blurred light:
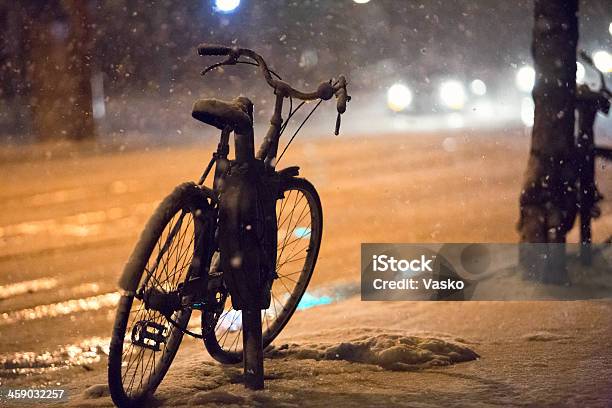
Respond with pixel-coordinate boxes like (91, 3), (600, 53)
(293, 226), (311, 239)
(297, 292), (333, 310)
(92, 100), (105, 120)
(609, 22), (612, 36)
(521, 97), (534, 127)
(387, 83), (412, 112)
(576, 61), (585, 84)
(353, 0), (371, 3)
(217, 309), (242, 331)
(442, 137), (458, 152)
(593, 50), (612, 73)
(439, 80), (466, 110)
(299, 49), (318, 69)
(516, 66), (535, 93)
(50, 21), (69, 42)
(215, 0), (240, 13)
(469, 79), (487, 96)
(90, 72), (106, 120)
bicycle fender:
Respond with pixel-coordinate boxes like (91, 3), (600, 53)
(276, 166), (300, 180)
(218, 163), (275, 310)
(118, 183), (216, 294)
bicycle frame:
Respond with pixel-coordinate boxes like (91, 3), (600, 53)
(575, 85), (611, 265)
(111, 44), (348, 397)
(257, 93), (285, 166)
(196, 95), (288, 391)
(193, 43), (349, 390)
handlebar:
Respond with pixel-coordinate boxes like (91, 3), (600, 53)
(198, 44), (233, 56)
(579, 49), (611, 99)
(335, 76), (348, 114)
(197, 43), (350, 110)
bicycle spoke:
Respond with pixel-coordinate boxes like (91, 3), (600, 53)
(208, 184), (320, 361)
(277, 269), (302, 278)
(277, 196), (308, 268)
(229, 325), (242, 352)
(277, 254), (308, 270)
(278, 205), (310, 251)
(119, 205), (198, 398)
(276, 275), (293, 295)
(278, 222), (312, 249)
(276, 199), (309, 268)
(276, 190), (293, 227)
(145, 212), (183, 291)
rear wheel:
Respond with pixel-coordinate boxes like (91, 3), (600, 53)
(203, 177), (322, 363)
(108, 183), (214, 407)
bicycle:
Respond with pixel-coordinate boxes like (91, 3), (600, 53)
(575, 50), (611, 265)
(107, 43), (350, 407)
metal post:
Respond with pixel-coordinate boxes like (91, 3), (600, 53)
(242, 308), (264, 390)
(576, 94), (598, 266)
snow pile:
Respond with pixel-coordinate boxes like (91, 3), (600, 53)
(266, 331), (479, 371)
(83, 384), (110, 399)
(522, 331), (572, 342)
(69, 330), (479, 407)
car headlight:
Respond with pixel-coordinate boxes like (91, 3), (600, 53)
(469, 79), (487, 96)
(387, 83), (413, 112)
(439, 80), (466, 110)
(593, 50), (612, 73)
(516, 66), (535, 93)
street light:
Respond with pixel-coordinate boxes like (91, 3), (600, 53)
(214, 0), (240, 13)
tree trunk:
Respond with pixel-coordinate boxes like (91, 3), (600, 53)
(518, 0), (578, 283)
(26, 0), (94, 141)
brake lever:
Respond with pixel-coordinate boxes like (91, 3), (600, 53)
(201, 54), (239, 76)
(334, 113), (342, 136)
(334, 96), (351, 136)
(334, 88), (350, 136)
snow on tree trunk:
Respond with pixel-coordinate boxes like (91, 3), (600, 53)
(518, 0), (578, 283)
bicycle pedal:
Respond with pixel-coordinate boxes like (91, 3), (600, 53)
(131, 320), (167, 351)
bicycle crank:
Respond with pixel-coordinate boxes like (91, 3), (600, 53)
(141, 287), (182, 317)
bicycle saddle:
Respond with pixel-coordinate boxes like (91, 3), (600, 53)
(192, 96), (253, 133)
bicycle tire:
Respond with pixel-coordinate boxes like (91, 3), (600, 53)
(108, 182), (213, 407)
(203, 177), (322, 364)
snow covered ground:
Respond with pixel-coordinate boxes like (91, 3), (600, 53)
(1, 130), (611, 406)
(64, 299), (612, 407)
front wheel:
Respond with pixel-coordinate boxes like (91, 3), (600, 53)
(203, 177), (323, 363)
(108, 183), (214, 407)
